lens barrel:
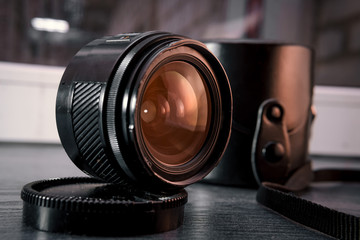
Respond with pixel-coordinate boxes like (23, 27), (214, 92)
(56, 32), (232, 189)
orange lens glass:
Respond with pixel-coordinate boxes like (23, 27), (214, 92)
(139, 61), (211, 165)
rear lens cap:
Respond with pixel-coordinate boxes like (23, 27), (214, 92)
(21, 177), (187, 236)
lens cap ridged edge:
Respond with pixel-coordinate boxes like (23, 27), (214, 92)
(21, 177), (187, 236)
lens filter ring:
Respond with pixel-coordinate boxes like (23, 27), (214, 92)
(128, 40), (231, 187)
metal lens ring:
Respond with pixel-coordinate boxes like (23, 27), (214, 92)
(133, 43), (226, 185)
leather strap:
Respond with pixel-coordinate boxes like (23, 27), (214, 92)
(256, 168), (360, 240)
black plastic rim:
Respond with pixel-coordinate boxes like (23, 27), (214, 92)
(21, 177), (187, 236)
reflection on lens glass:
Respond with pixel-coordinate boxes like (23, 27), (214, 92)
(139, 61), (211, 166)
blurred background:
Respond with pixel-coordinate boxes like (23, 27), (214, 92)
(0, 0), (359, 157)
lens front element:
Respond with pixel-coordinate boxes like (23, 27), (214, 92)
(139, 61), (211, 166)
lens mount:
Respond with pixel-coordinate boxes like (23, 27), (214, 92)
(56, 32), (232, 189)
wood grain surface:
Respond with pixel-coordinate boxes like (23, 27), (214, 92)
(2, 143), (358, 239)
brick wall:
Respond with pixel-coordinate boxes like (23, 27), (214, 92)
(315, 0), (360, 87)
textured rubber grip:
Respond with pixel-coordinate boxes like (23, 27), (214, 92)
(72, 82), (122, 182)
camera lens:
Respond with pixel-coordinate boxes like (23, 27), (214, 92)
(56, 32), (232, 189)
(138, 61), (211, 166)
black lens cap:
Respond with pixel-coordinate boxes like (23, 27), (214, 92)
(21, 177), (187, 236)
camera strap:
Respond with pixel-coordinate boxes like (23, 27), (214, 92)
(256, 162), (360, 240)
(252, 99), (360, 239)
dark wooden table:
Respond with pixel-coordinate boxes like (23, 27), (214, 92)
(1, 143), (359, 239)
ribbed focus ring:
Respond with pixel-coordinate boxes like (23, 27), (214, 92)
(72, 82), (122, 183)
